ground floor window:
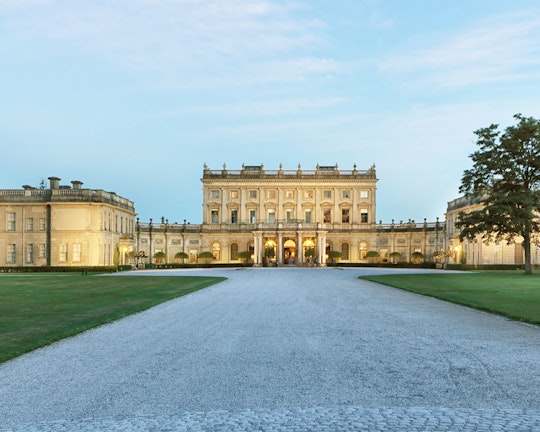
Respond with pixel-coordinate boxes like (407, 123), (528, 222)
(26, 244), (34, 263)
(230, 243), (238, 260)
(7, 244), (16, 263)
(212, 242), (221, 260)
(59, 244), (68, 262)
(341, 242), (350, 260)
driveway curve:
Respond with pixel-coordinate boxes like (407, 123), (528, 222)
(1, 267), (540, 431)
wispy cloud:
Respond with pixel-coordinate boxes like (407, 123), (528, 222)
(379, 11), (540, 88)
(1, 0), (333, 85)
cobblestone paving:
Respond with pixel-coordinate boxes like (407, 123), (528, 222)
(2, 407), (540, 432)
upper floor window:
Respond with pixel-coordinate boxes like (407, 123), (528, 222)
(286, 210), (293, 222)
(39, 218), (47, 231)
(249, 209), (256, 224)
(342, 190), (350, 199)
(342, 208), (350, 223)
(285, 190), (294, 199)
(360, 190), (369, 199)
(210, 190), (220, 199)
(361, 209), (368, 223)
(248, 190), (257, 199)
(230, 190), (239, 199)
(305, 210), (312, 223)
(323, 208), (331, 223)
(304, 190), (314, 199)
(26, 218), (34, 231)
(266, 189), (277, 199)
(7, 212), (16, 231)
(268, 209), (276, 224)
(211, 210), (219, 224)
(323, 190), (332, 199)
(231, 209), (238, 224)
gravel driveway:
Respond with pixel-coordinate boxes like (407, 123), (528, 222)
(1, 267), (540, 431)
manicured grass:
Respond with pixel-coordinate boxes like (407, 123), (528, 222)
(361, 271), (540, 325)
(0, 273), (225, 364)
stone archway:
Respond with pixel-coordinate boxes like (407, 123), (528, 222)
(283, 239), (296, 265)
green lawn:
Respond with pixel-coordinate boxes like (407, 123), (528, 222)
(361, 271), (540, 325)
(0, 273), (225, 364)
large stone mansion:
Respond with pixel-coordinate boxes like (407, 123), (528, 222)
(0, 163), (536, 267)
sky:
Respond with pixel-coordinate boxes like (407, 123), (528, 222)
(2, 0), (540, 224)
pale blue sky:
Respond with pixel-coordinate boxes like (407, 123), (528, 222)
(2, 0), (540, 224)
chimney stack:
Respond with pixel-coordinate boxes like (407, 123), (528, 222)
(48, 176), (61, 189)
(71, 180), (83, 190)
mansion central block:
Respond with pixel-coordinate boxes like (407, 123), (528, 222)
(135, 164), (446, 266)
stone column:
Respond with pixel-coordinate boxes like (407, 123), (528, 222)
(317, 230), (327, 265)
(297, 231), (303, 265)
(278, 232), (283, 264)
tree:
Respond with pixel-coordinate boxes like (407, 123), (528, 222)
(174, 251), (189, 263)
(365, 250), (380, 263)
(237, 251), (250, 266)
(411, 251), (423, 264)
(198, 251), (214, 265)
(154, 251), (166, 264)
(389, 251), (401, 264)
(457, 114), (540, 274)
(327, 250), (342, 265)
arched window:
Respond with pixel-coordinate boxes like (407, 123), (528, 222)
(359, 242), (368, 260)
(212, 242), (221, 260)
(341, 243), (350, 260)
(230, 243), (238, 260)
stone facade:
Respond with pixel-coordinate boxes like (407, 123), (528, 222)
(0, 177), (136, 267)
(136, 164), (446, 266)
(1, 165), (451, 268)
(445, 196), (540, 266)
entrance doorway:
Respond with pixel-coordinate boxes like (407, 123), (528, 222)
(283, 239), (296, 265)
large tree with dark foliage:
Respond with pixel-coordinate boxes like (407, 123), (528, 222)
(457, 114), (540, 274)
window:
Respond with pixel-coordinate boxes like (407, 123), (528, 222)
(73, 244), (81, 262)
(341, 243), (350, 260)
(7, 212), (16, 231)
(323, 190), (332, 199)
(359, 242), (368, 260)
(266, 189), (276, 199)
(212, 242), (221, 260)
(59, 244), (68, 262)
(361, 209), (368, 223)
(304, 190), (314, 199)
(360, 190), (369, 199)
(285, 190), (294, 199)
(211, 190), (220, 199)
(249, 190), (257, 199)
(39, 244), (46, 259)
(268, 209), (276, 223)
(211, 210), (219, 223)
(26, 218), (34, 231)
(286, 210), (293, 222)
(305, 210), (312, 223)
(249, 209), (256, 224)
(342, 190), (350, 199)
(230, 243), (239, 260)
(230, 190), (239, 199)
(231, 209), (238, 224)
(39, 218), (46, 231)
(323, 209), (331, 223)
(342, 208), (350, 223)
(27, 244), (34, 263)
(7, 244), (16, 263)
